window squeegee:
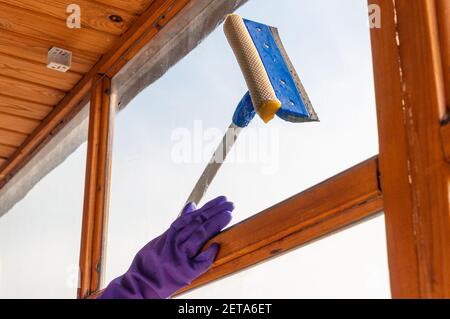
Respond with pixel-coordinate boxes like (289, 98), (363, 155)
(183, 14), (319, 209)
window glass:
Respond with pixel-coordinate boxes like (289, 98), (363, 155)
(105, 0), (386, 297)
(0, 143), (87, 298)
(180, 215), (390, 299)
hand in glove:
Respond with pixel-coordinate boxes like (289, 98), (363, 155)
(99, 196), (234, 299)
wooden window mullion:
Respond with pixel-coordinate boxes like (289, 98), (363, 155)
(78, 75), (114, 299)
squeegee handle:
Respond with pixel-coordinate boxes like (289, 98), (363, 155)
(232, 92), (256, 128)
(183, 123), (242, 208)
(181, 93), (255, 213)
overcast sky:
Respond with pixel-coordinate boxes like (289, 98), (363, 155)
(0, 0), (390, 298)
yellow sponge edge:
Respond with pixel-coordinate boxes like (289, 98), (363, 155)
(224, 14), (281, 123)
(259, 100), (281, 123)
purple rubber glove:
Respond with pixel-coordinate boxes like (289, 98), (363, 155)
(99, 196), (234, 299)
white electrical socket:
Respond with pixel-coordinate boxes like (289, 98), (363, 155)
(47, 47), (72, 72)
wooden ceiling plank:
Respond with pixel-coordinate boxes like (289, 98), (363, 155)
(0, 111), (40, 134)
(0, 94), (53, 120)
(105, 0), (190, 76)
(0, 74), (65, 105)
(2, 0), (138, 36)
(0, 29), (98, 74)
(0, 143), (15, 158)
(0, 52), (82, 91)
(0, 128), (27, 147)
(0, 3), (117, 55)
(100, 0), (187, 74)
(93, 0), (155, 15)
(0, 0), (189, 189)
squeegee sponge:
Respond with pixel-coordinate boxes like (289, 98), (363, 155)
(224, 14), (281, 123)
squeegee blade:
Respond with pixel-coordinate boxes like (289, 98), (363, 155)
(243, 19), (319, 123)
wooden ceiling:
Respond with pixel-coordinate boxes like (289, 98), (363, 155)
(0, 0), (189, 186)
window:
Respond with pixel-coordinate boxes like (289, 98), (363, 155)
(180, 215), (390, 299)
(0, 142), (87, 298)
(105, 0), (387, 297)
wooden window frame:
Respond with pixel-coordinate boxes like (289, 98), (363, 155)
(75, 0), (190, 299)
(78, 75), (114, 299)
(81, 0), (450, 299)
(369, 0), (450, 298)
(177, 157), (383, 295)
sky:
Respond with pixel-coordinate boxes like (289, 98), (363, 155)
(0, 0), (390, 298)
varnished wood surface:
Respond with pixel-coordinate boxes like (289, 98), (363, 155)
(178, 157), (383, 294)
(78, 75), (113, 299)
(370, 0), (450, 298)
(0, 0), (188, 189)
